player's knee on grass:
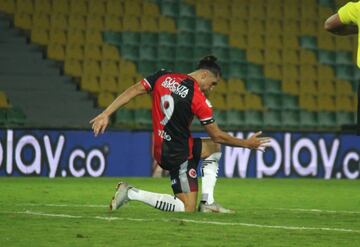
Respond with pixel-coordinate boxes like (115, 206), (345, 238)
(176, 192), (197, 212)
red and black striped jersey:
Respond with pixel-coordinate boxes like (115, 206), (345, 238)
(141, 70), (214, 168)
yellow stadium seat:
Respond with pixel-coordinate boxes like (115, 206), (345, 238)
(137, 95), (152, 110)
(265, 4), (282, 20)
(299, 50), (317, 65)
(247, 48), (264, 64)
(317, 79), (336, 96)
(50, 14), (67, 29)
(67, 28), (85, 45)
(248, 19), (265, 34)
(69, 0), (88, 15)
(282, 49), (299, 65)
(87, 15), (104, 30)
(104, 16), (123, 31)
(106, 0), (124, 17)
(98, 92), (115, 108)
(0, 91), (10, 108)
(318, 35), (335, 50)
(317, 65), (335, 81)
(64, 59), (82, 76)
(282, 64), (299, 80)
(335, 80), (353, 96)
(16, 0), (34, 14)
(249, 5), (266, 17)
(319, 7), (333, 20)
(334, 36), (354, 51)
(195, 2), (211, 18)
(0, 0), (15, 14)
(34, 0), (51, 13)
(213, 18), (230, 34)
(244, 94), (263, 111)
(32, 13), (50, 29)
(14, 13), (32, 30)
(300, 20), (317, 35)
(300, 79), (317, 94)
(140, 16), (158, 32)
(248, 34), (264, 49)
(283, 34), (299, 49)
(283, 6), (298, 21)
(230, 3), (249, 17)
(88, 0), (106, 15)
(31, 28), (49, 45)
(68, 15), (86, 30)
(226, 93), (245, 110)
(51, 0), (69, 14)
(158, 17), (176, 32)
(213, 5), (230, 18)
(265, 35), (282, 49)
(83, 60), (101, 76)
(122, 16), (140, 31)
(99, 75), (118, 93)
(229, 35), (247, 48)
(84, 44), (102, 60)
(299, 94), (318, 111)
(101, 60), (119, 76)
(300, 65), (317, 81)
(336, 95), (354, 112)
(283, 20), (299, 35)
(229, 19), (247, 35)
(80, 74), (100, 93)
(47, 43), (65, 61)
(49, 28), (66, 45)
(119, 60), (137, 76)
(227, 79), (245, 94)
(318, 95), (336, 111)
(282, 79), (300, 95)
(265, 19), (282, 34)
(65, 44), (84, 60)
(142, 2), (160, 17)
(300, 6), (317, 21)
(85, 30), (103, 45)
(264, 64), (282, 80)
(124, 1), (142, 16)
(102, 44), (120, 61)
(209, 93), (226, 110)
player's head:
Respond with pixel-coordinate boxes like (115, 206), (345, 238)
(192, 55), (221, 93)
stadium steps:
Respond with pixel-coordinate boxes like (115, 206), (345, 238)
(0, 13), (100, 128)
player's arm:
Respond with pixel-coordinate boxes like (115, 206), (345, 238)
(324, 13), (358, 35)
(203, 122), (270, 151)
(90, 82), (146, 136)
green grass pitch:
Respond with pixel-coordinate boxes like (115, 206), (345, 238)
(0, 178), (359, 247)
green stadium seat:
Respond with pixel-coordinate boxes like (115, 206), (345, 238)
(336, 112), (355, 126)
(195, 19), (212, 33)
(212, 33), (228, 48)
(245, 79), (265, 94)
(120, 32), (141, 45)
(213, 109), (227, 127)
(335, 65), (355, 80)
(7, 107), (26, 125)
(317, 50), (335, 65)
(264, 79), (282, 93)
(158, 46), (175, 61)
(160, 1), (178, 17)
(139, 46), (157, 61)
(156, 61), (175, 71)
(176, 32), (194, 47)
(300, 110), (317, 128)
(176, 18), (196, 32)
(119, 45), (139, 61)
(115, 109), (134, 125)
(281, 110), (300, 127)
(282, 95), (299, 110)
(229, 63), (247, 78)
(318, 111), (336, 127)
(264, 110), (282, 127)
(211, 47), (229, 62)
(335, 52), (353, 65)
(247, 64), (264, 79)
(103, 32), (122, 46)
(195, 33), (212, 47)
(174, 61), (193, 73)
(137, 61), (157, 76)
(158, 33), (176, 47)
(175, 47), (194, 62)
(179, 3), (195, 17)
(245, 111), (263, 127)
(194, 47), (212, 60)
(0, 109), (7, 125)
(134, 109), (152, 126)
(299, 36), (317, 49)
(263, 94), (282, 110)
(226, 110), (244, 127)
(140, 33), (158, 46)
(229, 49), (246, 63)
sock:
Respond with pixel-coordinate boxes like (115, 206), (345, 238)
(127, 188), (185, 212)
(201, 152), (221, 205)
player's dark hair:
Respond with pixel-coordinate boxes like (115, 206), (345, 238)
(197, 55), (222, 77)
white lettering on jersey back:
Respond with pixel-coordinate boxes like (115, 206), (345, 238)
(161, 77), (189, 98)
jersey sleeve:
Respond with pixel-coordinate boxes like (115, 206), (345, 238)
(191, 87), (215, 125)
(140, 69), (168, 92)
(338, 2), (360, 25)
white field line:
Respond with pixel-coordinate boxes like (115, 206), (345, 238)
(7, 210), (360, 234)
(15, 203), (360, 215)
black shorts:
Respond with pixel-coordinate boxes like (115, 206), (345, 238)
(168, 138), (202, 194)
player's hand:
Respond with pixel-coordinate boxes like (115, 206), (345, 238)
(89, 112), (109, 137)
(245, 131), (271, 152)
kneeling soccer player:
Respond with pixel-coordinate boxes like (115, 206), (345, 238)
(90, 56), (270, 212)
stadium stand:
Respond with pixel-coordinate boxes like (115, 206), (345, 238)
(0, 0), (357, 130)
